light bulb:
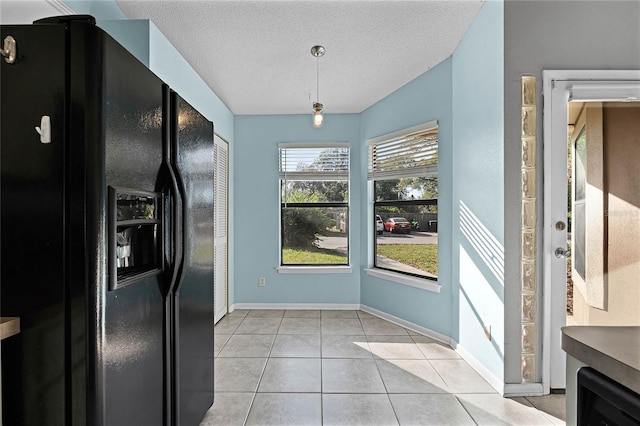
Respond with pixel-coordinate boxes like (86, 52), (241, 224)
(313, 110), (324, 128)
(312, 102), (324, 128)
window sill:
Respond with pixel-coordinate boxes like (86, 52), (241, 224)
(364, 268), (441, 293)
(277, 266), (353, 274)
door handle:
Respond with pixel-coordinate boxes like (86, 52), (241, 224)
(555, 247), (571, 258)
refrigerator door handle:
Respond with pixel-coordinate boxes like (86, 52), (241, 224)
(169, 90), (188, 295)
(162, 85), (183, 296)
(166, 164), (183, 294)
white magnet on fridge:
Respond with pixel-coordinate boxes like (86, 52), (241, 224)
(35, 115), (51, 143)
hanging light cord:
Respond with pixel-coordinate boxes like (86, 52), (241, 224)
(316, 54), (320, 103)
(310, 45), (325, 127)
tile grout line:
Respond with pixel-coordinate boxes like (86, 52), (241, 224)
(365, 310), (403, 426)
(238, 311), (254, 426)
(452, 394), (480, 426)
(210, 310), (565, 425)
(244, 310), (282, 425)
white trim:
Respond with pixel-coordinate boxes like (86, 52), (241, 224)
(568, 83), (640, 102)
(453, 343), (504, 395)
(542, 70), (640, 394)
(452, 343), (544, 396)
(278, 171), (349, 181)
(227, 302), (541, 397)
(278, 142), (350, 149)
(503, 382), (545, 397)
(364, 268), (440, 293)
(366, 120), (438, 146)
(231, 303), (361, 311)
(278, 143), (351, 266)
(45, 0), (74, 15)
(361, 305), (540, 396)
(542, 70), (640, 82)
(277, 266), (352, 274)
(542, 71), (568, 394)
(359, 305), (450, 344)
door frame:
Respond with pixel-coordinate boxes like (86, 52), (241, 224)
(214, 133), (230, 324)
(542, 70), (640, 392)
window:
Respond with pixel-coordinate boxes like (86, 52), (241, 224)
(368, 122), (438, 280)
(279, 143), (350, 266)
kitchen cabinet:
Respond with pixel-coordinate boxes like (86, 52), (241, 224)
(562, 326), (640, 425)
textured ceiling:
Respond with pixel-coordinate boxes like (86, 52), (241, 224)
(116, 0), (484, 115)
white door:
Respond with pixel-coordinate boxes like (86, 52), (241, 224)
(214, 134), (229, 324)
(542, 71), (640, 391)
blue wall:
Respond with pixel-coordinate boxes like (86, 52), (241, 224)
(147, 23), (233, 141)
(64, 1), (234, 142)
(451, 0), (505, 381)
(65, 0), (127, 20)
(65, 0), (506, 383)
(64, 0), (236, 307)
(232, 7), (506, 381)
(98, 19), (150, 66)
(359, 59), (454, 337)
(233, 114), (361, 305)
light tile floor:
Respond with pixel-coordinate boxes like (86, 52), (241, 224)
(201, 309), (566, 426)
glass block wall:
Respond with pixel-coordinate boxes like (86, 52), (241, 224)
(521, 76), (537, 382)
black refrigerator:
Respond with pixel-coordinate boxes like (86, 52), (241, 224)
(0, 15), (214, 425)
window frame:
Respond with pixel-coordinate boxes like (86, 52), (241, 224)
(367, 121), (439, 282)
(278, 142), (351, 269)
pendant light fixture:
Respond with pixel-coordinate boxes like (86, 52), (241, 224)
(311, 45), (325, 128)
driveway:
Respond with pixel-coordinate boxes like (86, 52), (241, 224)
(376, 231), (438, 245)
(315, 231), (438, 250)
(315, 231), (438, 279)
(316, 235), (348, 250)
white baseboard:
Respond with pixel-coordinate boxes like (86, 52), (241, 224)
(361, 305), (544, 397)
(230, 302), (361, 311)
(453, 343), (505, 395)
(453, 343), (545, 396)
(228, 302), (545, 397)
(503, 382), (545, 397)
(359, 305), (451, 345)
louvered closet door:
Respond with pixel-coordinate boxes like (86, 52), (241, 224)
(213, 135), (229, 324)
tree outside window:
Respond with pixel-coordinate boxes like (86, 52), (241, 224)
(279, 145), (350, 266)
(368, 123), (438, 280)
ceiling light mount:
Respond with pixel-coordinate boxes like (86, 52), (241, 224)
(310, 45), (325, 58)
(311, 45), (325, 128)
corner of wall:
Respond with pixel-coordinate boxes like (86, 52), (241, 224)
(147, 22), (234, 141)
(358, 58), (454, 338)
(97, 20), (151, 67)
(451, 0), (506, 383)
(63, 0), (128, 20)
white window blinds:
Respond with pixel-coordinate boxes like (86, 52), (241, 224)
(279, 143), (350, 181)
(367, 123), (438, 181)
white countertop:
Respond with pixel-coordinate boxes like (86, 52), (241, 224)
(562, 326), (640, 394)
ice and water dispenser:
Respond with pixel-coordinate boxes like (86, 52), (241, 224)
(109, 187), (163, 290)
